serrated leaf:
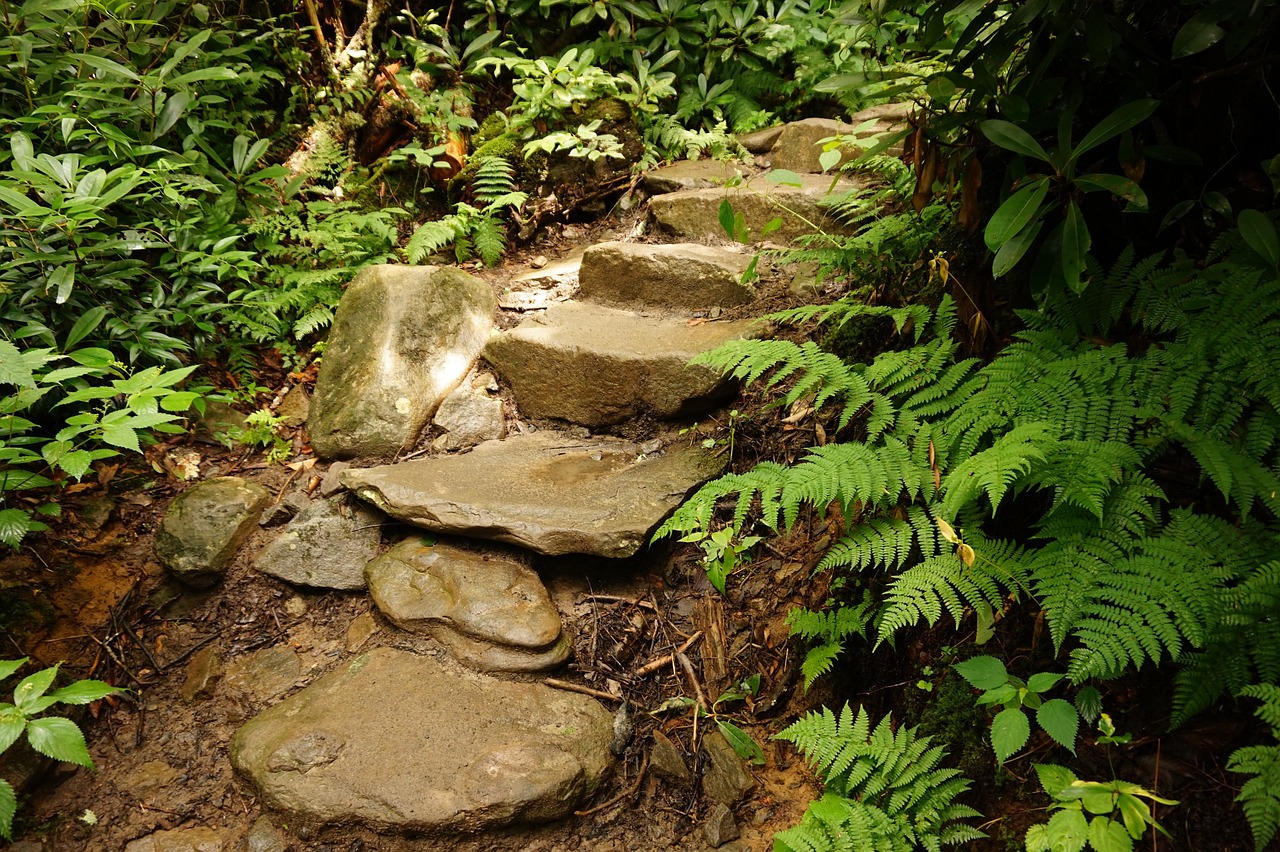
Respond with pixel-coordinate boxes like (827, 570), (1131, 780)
(1037, 698), (1079, 753)
(954, 655), (1008, 690)
(717, 720), (765, 765)
(99, 423), (140, 452)
(1074, 686), (1103, 724)
(1045, 808), (1089, 852)
(1025, 823), (1052, 852)
(991, 706), (1030, 763)
(1088, 816), (1134, 852)
(46, 679), (123, 705)
(0, 778), (14, 841)
(1035, 763), (1079, 797)
(985, 178), (1049, 252)
(25, 716), (92, 766)
(0, 706), (26, 754)
(0, 340), (35, 389)
(13, 665), (57, 713)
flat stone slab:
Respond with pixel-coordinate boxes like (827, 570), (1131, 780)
(500, 249), (584, 311)
(253, 497), (382, 589)
(230, 647), (614, 833)
(484, 300), (766, 427)
(154, 478), (270, 588)
(308, 265), (496, 459)
(643, 160), (752, 194)
(342, 433), (725, 558)
(578, 242), (755, 310)
(366, 537), (569, 672)
(649, 173), (874, 243)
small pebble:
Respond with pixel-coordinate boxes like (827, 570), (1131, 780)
(531, 255), (548, 269)
(285, 596), (307, 617)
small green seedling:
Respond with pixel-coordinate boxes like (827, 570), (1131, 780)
(679, 526), (763, 594)
(954, 655), (1080, 763)
(1026, 763), (1177, 852)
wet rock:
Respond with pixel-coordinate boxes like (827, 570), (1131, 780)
(649, 730), (691, 787)
(484, 301), (765, 428)
(701, 731), (756, 805)
(275, 384), (310, 427)
(345, 612), (378, 652)
(766, 117), (860, 173)
(154, 478), (270, 588)
(649, 173), (873, 244)
(230, 647), (614, 833)
(307, 265), (497, 459)
(342, 433), (725, 558)
(118, 759), (179, 800)
(124, 827), (225, 852)
(366, 537), (568, 671)
(643, 160), (750, 194)
(578, 242), (755, 310)
(181, 646), (224, 702)
(431, 386), (506, 451)
(226, 645), (301, 702)
(253, 497), (382, 590)
(703, 803), (740, 847)
(241, 816), (288, 852)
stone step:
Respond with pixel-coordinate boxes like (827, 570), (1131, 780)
(365, 536), (570, 672)
(231, 647), (614, 834)
(341, 432), (724, 558)
(578, 241), (756, 310)
(484, 300), (766, 428)
(648, 172), (874, 243)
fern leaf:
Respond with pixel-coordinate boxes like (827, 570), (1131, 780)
(405, 217), (464, 264)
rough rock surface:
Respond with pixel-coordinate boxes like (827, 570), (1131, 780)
(500, 248), (584, 311)
(737, 125), (785, 153)
(577, 242), (754, 309)
(230, 647), (614, 833)
(153, 478), (270, 588)
(701, 731), (756, 805)
(642, 159), (750, 194)
(307, 265), (497, 459)
(341, 433), (725, 558)
(253, 496), (382, 590)
(484, 301), (765, 427)
(365, 537), (569, 672)
(123, 827), (226, 852)
(431, 386), (506, 451)
(649, 173), (873, 243)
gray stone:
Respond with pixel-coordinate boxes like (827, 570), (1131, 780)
(227, 646), (301, 702)
(193, 401), (246, 446)
(500, 248), (584, 311)
(242, 816), (288, 852)
(124, 827), (225, 852)
(181, 646), (223, 701)
(578, 242), (755, 310)
(649, 730), (691, 787)
(649, 173), (875, 243)
(738, 125), (784, 153)
(275, 384), (310, 428)
(643, 160), (751, 194)
(230, 647), (614, 833)
(345, 612), (378, 652)
(154, 478), (270, 588)
(701, 731), (756, 805)
(703, 802), (740, 847)
(307, 265), (497, 459)
(318, 461), (351, 497)
(484, 301), (766, 427)
(365, 537), (569, 672)
(253, 497), (382, 590)
(342, 433), (725, 558)
(767, 118), (861, 173)
(432, 387), (506, 451)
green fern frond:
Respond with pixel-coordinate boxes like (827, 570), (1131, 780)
(471, 155), (518, 206)
(1229, 685), (1280, 852)
(818, 505), (942, 573)
(940, 421), (1056, 517)
(405, 217), (465, 264)
(471, 215), (507, 267)
(787, 598), (874, 689)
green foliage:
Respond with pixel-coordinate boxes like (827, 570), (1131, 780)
(774, 704), (983, 851)
(785, 597), (873, 690)
(678, 526), (763, 595)
(224, 410), (292, 464)
(1025, 764), (1176, 852)
(405, 156), (527, 267)
(1228, 684), (1280, 852)
(0, 659), (124, 840)
(953, 656), (1079, 763)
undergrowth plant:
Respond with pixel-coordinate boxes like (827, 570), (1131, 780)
(404, 156), (527, 266)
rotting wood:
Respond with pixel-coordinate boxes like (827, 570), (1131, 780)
(693, 595), (728, 697)
(634, 630), (703, 677)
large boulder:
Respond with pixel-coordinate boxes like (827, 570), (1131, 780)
(341, 433), (725, 558)
(577, 242), (755, 310)
(483, 300), (765, 427)
(253, 496), (383, 590)
(153, 478), (270, 587)
(307, 265), (497, 459)
(366, 537), (569, 672)
(230, 647), (614, 833)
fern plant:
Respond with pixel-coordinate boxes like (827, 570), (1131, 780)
(404, 156), (527, 267)
(1228, 684), (1280, 852)
(774, 704), (983, 852)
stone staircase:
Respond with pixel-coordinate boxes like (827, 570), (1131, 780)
(146, 109), (906, 850)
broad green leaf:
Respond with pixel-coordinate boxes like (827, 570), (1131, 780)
(1159, 199), (1195, 233)
(1088, 816), (1134, 852)
(1026, 672), (1065, 693)
(0, 470), (55, 490)
(1117, 795), (1152, 838)
(25, 716), (92, 766)
(54, 450), (93, 479)
(716, 720), (765, 765)
(1073, 174), (1148, 211)
(41, 366), (97, 384)
(46, 679), (122, 705)
(100, 423), (141, 452)
(818, 148), (842, 172)
(1036, 698), (1079, 753)
(1045, 808), (1089, 852)
(0, 509), (40, 546)
(980, 120), (1050, 162)
(764, 169), (804, 188)
(1072, 99), (1159, 162)
(1238, 209), (1279, 267)
(0, 706), (26, 753)
(977, 683), (1019, 706)
(1172, 15), (1225, 59)
(65, 348), (116, 368)
(171, 67), (239, 84)
(1034, 763), (1078, 797)
(1025, 823), (1052, 852)
(160, 391), (199, 412)
(13, 665), (57, 713)
(0, 778), (14, 841)
(984, 178), (1049, 252)
(954, 655), (1009, 690)
(1062, 200), (1091, 293)
(759, 217), (782, 238)
(718, 199), (736, 241)
(0, 660), (26, 682)
(63, 306), (107, 351)
(10, 133), (34, 171)
(991, 706), (1030, 763)
(706, 559), (727, 594)
(47, 265), (75, 305)
(0, 340), (35, 389)
(74, 53), (139, 80)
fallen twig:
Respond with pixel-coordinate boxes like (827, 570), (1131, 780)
(580, 593), (658, 611)
(543, 677), (623, 703)
(676, 651), (708, 712)
(634, 631), (703, 677)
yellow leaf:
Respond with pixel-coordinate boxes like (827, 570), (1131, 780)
(937, 517), (960, 544)
(958, 542), (976, 567)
